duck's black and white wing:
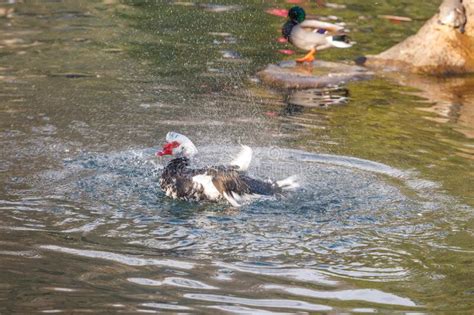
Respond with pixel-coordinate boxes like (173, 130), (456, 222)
(189, 145), (299, 207)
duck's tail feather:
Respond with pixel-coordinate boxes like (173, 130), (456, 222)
(223, 175), (300, 207)
(276, 175), (300, 191)
(327, 35), (353, 48)
(230, 145), (253, 172)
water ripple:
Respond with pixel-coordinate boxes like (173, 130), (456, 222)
(184, 293), (332, 312)
(39, 245), (195, 269)
(128, 277), (217, 289)
(215, 261), (338, 286)
(264, 285), (417, 307)
(141, 303), (192, 311)
(207, 305), (296, 314)
(23, 146), (458, 283)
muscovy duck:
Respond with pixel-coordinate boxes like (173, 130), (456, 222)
(282, 6), (353, 63)
(156, 132), (299, 207)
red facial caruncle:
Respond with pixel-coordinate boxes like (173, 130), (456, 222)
(156, 141), (180, 157)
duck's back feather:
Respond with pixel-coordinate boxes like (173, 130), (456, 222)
(160, 158), (283, 205)
(299, 19), (344, 34)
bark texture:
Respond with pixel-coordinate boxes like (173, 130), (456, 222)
(365, 0), (474, 74)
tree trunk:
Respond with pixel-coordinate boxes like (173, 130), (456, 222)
(365, 0), (474, 74)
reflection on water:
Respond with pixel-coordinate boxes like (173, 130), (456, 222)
(184, 293), (333, 312)
(1, 0), (474, 314)
(286, 87), (350, 109)
(264, 285), (416, 306)
(398, 74), (474, 139)
(40, 245), (195, 269)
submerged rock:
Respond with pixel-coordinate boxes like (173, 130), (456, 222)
(257, 60), (372, 89)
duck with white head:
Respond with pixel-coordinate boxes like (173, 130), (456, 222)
(156, 132), (299, 207)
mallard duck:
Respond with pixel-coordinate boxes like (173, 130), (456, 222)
(282, 6), (352, 63)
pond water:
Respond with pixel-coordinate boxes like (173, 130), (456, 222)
(1, 0), (473, 313)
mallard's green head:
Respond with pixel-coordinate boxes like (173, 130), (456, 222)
(288, 6), (305, 23)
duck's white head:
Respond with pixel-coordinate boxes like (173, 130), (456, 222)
(156, 131), (198, 158)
